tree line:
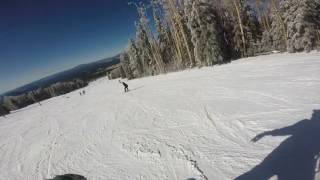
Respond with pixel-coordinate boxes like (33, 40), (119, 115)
(120, 0), (320, 79)
(0, 79), (87, 117)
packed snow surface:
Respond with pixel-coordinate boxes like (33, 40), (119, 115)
(1, 52), (320, 180)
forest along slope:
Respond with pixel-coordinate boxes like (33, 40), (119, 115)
(0, 52), (319, 180)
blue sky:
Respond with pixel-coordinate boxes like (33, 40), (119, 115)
(0, 0), (142, 94)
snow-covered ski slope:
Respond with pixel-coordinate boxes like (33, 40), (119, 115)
(1, 52), (320, 180)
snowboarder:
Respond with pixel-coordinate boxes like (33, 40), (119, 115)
(119, 80), (129, 92)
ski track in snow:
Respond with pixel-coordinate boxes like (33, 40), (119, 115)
(0, 52), (320, 180)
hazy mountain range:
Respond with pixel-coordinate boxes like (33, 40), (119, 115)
(2, 55), (120, 96)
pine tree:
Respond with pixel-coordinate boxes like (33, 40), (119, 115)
(265, 0), (320, 52)
(127, 39), (143, 78)
(152, 0), (175, 68)
(283, 0), (320, 52)
(268, 0), (288, 52)
(214, 2), (238, 60)
(162, 0), (195, 68)
(186, 0), (224, 66)
(120, 52), (134, 79)
(254, 0), (271, 32)
(244, 4), (262, 56)
(227, 0), (262, 57)
(260, 30), (273, 52)
(135, 21), (154, 75)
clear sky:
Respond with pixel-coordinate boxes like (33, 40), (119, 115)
(0, 0), (141, 94)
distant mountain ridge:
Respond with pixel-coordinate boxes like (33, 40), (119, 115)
(2, 54), (120, 96)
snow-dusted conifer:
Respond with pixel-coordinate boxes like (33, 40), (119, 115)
(127, 39), (143, 78)
(267, 0), (288, 52)
(186, 0), (224, 66)
(229, 0), (262, 57)
(135, 22), (154, 76)
(162, 0), (195, 68)
(283, 0), (320, 52)
(153, 0), (177, 69)
(120, 52), (134, 79)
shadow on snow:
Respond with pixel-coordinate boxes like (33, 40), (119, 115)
(235, 109), (320, 180)
(47, 174), (87, 180)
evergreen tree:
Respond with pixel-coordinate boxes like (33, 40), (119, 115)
(186, 0), (224, 66)
(127, 39), (143, 78)
(244, 5), (262, 56)
(228, 0), (262, 57)
(152, 0), (175, 67)
(268, 0), (288, 52)
(135, 22), (154, 75)
(162, 0), (195, 68)
(120, 52), (134, 79)
(260, 30), (273, 52)
(283, 0), (320, 52)
(215, 2), (238, 60)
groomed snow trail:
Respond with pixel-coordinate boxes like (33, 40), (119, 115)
(0, 52), (320, 180)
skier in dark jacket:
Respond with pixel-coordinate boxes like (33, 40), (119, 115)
(119, 80), (129, 92)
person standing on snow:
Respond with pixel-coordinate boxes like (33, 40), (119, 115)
(119, 80), (129, 92)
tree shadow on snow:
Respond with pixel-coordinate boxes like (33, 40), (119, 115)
(235, 109), (320, 180)
(47, 174), (87, 180)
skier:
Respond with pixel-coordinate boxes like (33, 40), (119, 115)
(119, 80), (129, 92)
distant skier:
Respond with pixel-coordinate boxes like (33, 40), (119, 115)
(119, 80), (129, 92)
(82, 90), (86, 95)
